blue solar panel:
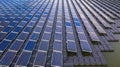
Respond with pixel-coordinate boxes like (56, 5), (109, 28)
(3, 26), (12, 32)
(30, 33), (39, 40)
(0, 40), (10, 51)
(42, 33), (51, 40)
(34, 52), (47, 66)
(24, 41), (36, 51)
(18, 33), (28, 40)
(13, 27), (22, 32)
(73, 18), (79, 21)
(34, 27), (42, 32)
(0, 51), (16, 65)
(0, 33), (6, 40)
(6, 33), (17, 40)
(80, 41), (92, 52)
(54, 33), (62, 40)
(39, 41), (49, 51)
(75, 22), (81, 26)
(66, 22), (72, 26)
(10, 40), (23, 51)
(51, 52), (62, 66)
(24, 27), (32, 32)
(67, 41), (77, 52)
(9, 22), (17, 26)
(16, 52), (31, 66)
(53, 41), (62, 51)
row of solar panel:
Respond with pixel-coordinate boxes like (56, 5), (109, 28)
(68, 0), (92, 53)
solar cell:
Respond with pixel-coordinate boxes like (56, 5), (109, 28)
(18, 32), (28, 40)
(2, 26), (13, 32)
(67, 41), (77, 52)
(24, 27), (32, 32)
(42, 33), (51, 40)
(9, 22), (17, 26)
(39, 40), (49, 51)
(53, 41), (62, 51)
(30, 33), (39, 40)
(34, 52), (47, 66)
(0, 33), (6, 40)
(66, 22), (72, 26)
(6, 33), (17, 40)
(0, 40), (10, 51)
(54, 33), (62, 40)
(24, 41), (36, 51)
(51, 52), (63, 67)
(16, 52), (31, 66)
(9, 40), (23, 51)
(80, 41), (92, 52)
(0, 51), (16, 66)
(13, 26), (22, 32)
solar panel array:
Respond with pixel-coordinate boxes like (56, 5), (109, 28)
(0, 0), (120, 67)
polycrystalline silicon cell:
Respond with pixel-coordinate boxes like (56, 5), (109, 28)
(53, 41), (62, 51)
(51, 52), (62, 66)
(30, 33), (39, 40)
(42, 33), (51, 40)
(0, 33), (6, 40)
(0, 40), (10, 51)
(9, 40), (23, 51)
(73, 18), (79, 21)
(80, 41), (92, 52)
(34, 52), (47, 66)
(39, 41), (49, 51)
(34, 27), (42, 32)
(9, 22), (17, 26)
(13, 26), (22, 32)
(78, 33), (87, 40)
(18, 32), (28, 40)
(6, 33), (17, 40)
(67, 41), (77, 52)
(23, 27), (32, 32)
(66, 22), (72, 26)
(66, 33), (74, 40)
(16, 52), (31, 66)
(75, 22), (81, 26)
(2, 26), (13, 32)
(0, 51), (16, 66)
(54, 33), (62, 40)
(24, 41), (36, 51)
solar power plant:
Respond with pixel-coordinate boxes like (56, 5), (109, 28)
(0, 0), (120, 67)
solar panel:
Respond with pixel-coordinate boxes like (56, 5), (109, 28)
(34, 27), (42, 32)
(23, 27), (32, 32)
(24, 41), (36, 51)
(53, 41), (62, 51)
(9, 40), (23, 51)
(67, 41), (77, 53)
(51, 52), (63, 67)
(80, 41), (92, 52)
(54, 33), (62, 40)
(0, 33), (6, 41)
(13, 26), (22, 32)
(30, 33), (39, 40)
(0, 40), (10, 51)
(42, 33), (51, 40)
(0, 51), (16, 66)
(66, 33), (74, 40)
(39, 40), (49, 51)
(66, 22), (72, 26)
(6, 33), (17, 40)
(2, 26), (13, 32)
(18, 32), (28, 40)
(9, 22), (17, 27)
(16, 52), (31, 66)
(34, 52), (47, 66)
